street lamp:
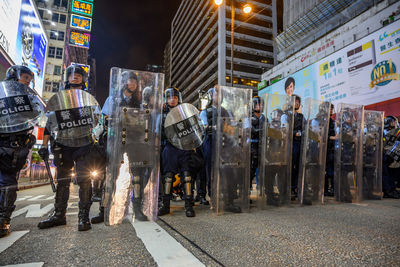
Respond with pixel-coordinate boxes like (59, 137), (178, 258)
(214, 0), (252, 86)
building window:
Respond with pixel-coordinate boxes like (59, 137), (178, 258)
(48, 46), (55, 58)
(56, 48), (63, 59)
(38, 9), (44, 19)
(54, 65), (61, 76)
(61, 0), (68, 8)
(53, 0), (68, 8)
(45, 81), (52, 92)
(59, 14), (66, 24)
(52, 82), (60, 92)
(52, 13), (59, 22)
(50, 30), (57, 40)
(58, 31), (64, 41)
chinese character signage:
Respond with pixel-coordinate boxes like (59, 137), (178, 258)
(259, 21), (400, 107)
(70, 14), (92, 31)
(71, 0), (93, 17)
(69, 30), (90, 49)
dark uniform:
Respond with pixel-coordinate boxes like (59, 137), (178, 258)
(38, 65), (99, 231)
(0, 65), (39, 238)
(325, 109), (336, 196)
(250, 97), (264, 190)
(158, 87), (195, 217)
(291, 95), (304, 197)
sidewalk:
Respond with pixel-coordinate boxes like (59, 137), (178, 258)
(17, 176), (50, 190)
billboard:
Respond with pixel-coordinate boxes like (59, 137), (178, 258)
(69, 30), (90, 49)
(71, 0), (94, 17)
(0, 0), (48, 96)
(70, 14), (92, 31)
(259, 21), (400, 107)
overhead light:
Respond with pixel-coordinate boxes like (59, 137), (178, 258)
(243, 4), (252, 14)
(214, 0), (223, 6)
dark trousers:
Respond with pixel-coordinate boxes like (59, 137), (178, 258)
(292, 141), (301, 190)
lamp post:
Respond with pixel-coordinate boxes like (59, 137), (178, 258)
(215, 0), (251, 86)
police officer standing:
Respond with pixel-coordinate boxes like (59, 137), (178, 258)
(325, 104), (336, 196)
(291, 95), (304, 199)
(158, 87), (196, 217)
(0, 65), (43, 238)
(250, 96), (264, 194)
(38, 65), (99, 231)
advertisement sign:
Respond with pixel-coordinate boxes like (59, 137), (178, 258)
(69, 30), (90, 49)
(71, 0), (94, 17)
(259, 21), (400, 107)
(0, 0), (48, 96)
(70, 14), (92, 32)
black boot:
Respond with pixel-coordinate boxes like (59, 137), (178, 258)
(158, 196), (170, 216)
(199, 196), (209, 205)
(185, 198), (195, 217)
(38, 185), (69, 229)
(132, 198), (148, 221)
(78, 182), (92, 231)
(0, 187), (17, 238)
(91, 206), (104, 224)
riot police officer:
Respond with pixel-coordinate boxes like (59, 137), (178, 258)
(0, 65), (41, 238)
(382, 116), (400, 198)
(250, 96), (264, 193)
(158, 87), (196, 217)
(291, 95), (304, 199)
(37, 65), (98, 231)
(325, 104), (336, 196)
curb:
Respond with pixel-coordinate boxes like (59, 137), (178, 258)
(18, 182), (50, 191)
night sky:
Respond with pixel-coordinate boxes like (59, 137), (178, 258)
(90, 0), (181, 105)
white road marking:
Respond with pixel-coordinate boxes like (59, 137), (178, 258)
(27, 195), (46, 201)
(131, 220), (205, 267)
(67, 203), (78, 209)
(16, 196), (32, 202)
(66, 212), (78, 216)
(45, 196), (54, 200)
(1, 263), (44, 267)
(11, 204), (53, 218)
(0, 230), (29, 254)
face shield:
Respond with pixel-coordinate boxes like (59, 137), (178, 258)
(252, 97), (262, 113)
(5, 66), (35, 89)
(165, 88), (182, 108)
(64, 65), (88, 89)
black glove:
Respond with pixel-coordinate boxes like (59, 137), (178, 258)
(38, 146), (49, 160)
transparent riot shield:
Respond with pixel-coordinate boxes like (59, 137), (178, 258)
(104, 68), (163, 225)
(45, 89), (100, 147)
(335, 103), (364, 203)
(0, 81), (45, 133)
(164, 103), (204, 150)
(257, 94), (294, 208)
(297, 99), (330, 205)
(211, 86), (251, 214)
(362, 110), (383, 200)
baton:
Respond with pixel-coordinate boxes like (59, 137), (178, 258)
(44, 158), (56, 193)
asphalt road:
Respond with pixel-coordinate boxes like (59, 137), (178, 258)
(1, 184), (399, 267)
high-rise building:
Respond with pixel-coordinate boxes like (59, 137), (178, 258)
(35, 0), (69, 100)
(163, 39), (171, 87)
(36, 0), (95, 99)
(168, 0), (282, 104)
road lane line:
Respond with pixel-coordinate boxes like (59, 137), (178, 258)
(0, 230), (29, 254)
(27, 195), (46, 201)
(131, 220), (205, 267)
(1, 263), (44, 267)
(16, 196), (32, 202)
(11, 204), (53, 218)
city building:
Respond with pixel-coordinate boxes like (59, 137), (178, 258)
(35, 0), (69, 100)
(163, 39), (171, 87)
(145, 64), (164, 73)
(167, 0), (283, 105)
(260, 0), (400, 116)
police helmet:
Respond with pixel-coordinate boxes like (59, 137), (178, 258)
(64, 65), (87, 89)
(252, 96), (262, 112)
(164, 87), (182, 104)
(384, 115), (398, 130)
(5, 65), (34, 87)
(142, 86), (154, 107)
